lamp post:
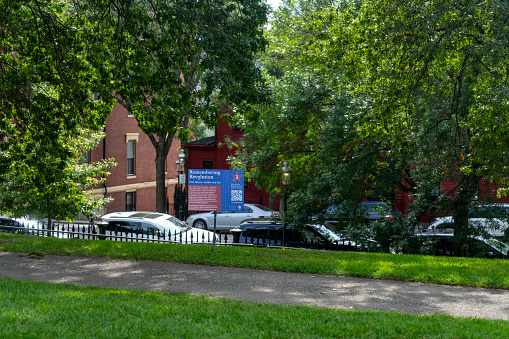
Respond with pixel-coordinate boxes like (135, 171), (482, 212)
(281, 160), (292, 247)
(176, 149), (187, 221)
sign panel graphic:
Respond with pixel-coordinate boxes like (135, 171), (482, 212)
(188, 169), (244, 211)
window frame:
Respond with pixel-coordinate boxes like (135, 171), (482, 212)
(126, 133), (139, 177)
(126, 191), (136, 212)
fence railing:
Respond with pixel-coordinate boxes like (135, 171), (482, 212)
(239, 232), (375, 252)
(0, 220), (373, 252)
(0, 220), (237, 245)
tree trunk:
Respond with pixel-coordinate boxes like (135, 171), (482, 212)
(452, 172), (480, 257)
(153, 131), (175, 214)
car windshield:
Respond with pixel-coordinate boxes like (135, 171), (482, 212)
(159, 216), (191, 232)
(324, 204), (364, 219)
(310, 224), (343, 242)
(483, 237), (509, 253)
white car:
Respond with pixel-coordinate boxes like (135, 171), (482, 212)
(186, 203), (280, 231)
(428, 204), (509, 237)
(101, 211), (217, 243)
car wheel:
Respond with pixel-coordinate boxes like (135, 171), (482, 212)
(193, 219), (208, 230)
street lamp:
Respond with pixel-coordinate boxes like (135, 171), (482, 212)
(281, 160), (292, 247)
(281, 160), (292, 186)
(176, 149), (187, 221)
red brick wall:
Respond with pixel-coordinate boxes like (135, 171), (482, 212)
(185, 109), (277, 211)
(90, 102), (181, 214)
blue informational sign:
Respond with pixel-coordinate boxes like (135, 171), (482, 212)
(188, 169), (244, 212)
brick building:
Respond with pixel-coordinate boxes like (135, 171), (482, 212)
(88, 102), (509, 220)
(183, 109), (278, 211)
(90, 102), (181, 216)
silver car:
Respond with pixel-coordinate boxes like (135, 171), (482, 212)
(101, 211), (217, 243)
(428, 204), (509, 237)
(186, 203), (280, 231)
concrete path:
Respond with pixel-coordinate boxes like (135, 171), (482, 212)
(1, 251), (508, 321)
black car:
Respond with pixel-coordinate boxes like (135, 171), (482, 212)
(238, 219), (364, 251)
(0, 217), (27, 234)
(418, 233), (509, 259)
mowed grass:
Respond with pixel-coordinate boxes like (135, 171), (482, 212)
(1, 233), (509, 289)
(1, 279), (508, 338)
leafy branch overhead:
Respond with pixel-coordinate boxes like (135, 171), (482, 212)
(233, 0), (509, 254)
(76, 0), (269, 213)
(0, 0), (116, 220)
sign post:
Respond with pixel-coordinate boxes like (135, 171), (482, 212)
(188, 169), (244, 252)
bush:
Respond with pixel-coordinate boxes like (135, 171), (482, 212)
(345, 214), (424, 254)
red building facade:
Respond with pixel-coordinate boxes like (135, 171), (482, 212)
(183, 110), (277, 211)
(90, 102), (181, 216)
(90, 103), (509, 219)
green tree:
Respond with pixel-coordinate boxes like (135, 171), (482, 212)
(0, 129), (116, 221)
(78, 0), (269, 213)
(235, 0), (509, 256)
(0, 1), (116, 221)
(231, 0), (367, 221)
(329, 0), (509, 254)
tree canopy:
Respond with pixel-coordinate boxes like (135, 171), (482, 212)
(333, 0), (509, 244)
(233, 0), (509, 253)
(1, 0), (269, 218)
(0, 0), (116, 220)
(76, 0), (270, 212)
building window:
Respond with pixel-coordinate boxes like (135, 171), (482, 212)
(127, 140), (136, 176)
(126, 192), (136, 211)
(82, 150), (90, 164)
(431, 183), (441, 197)
(125, 133), (139, 177)
(203, 161), (213, 169)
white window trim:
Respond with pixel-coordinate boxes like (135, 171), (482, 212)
(126, 134), (138, 177)
(125, 133), (139, 143)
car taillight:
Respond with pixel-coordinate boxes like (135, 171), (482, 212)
(384, 215), (394, 221)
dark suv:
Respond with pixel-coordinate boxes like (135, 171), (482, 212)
(238, 219), (364, 251)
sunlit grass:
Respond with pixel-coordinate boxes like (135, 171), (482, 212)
(0, 279), (508, 338)
(2, 233), (509, 289)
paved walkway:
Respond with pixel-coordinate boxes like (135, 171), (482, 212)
(1, 251), (508, 321)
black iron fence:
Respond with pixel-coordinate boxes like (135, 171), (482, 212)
(0, 219), (374, 252)
(239, 231), (376, 252)
(0, 220), (237, 245)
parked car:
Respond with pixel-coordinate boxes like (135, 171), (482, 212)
(101, 211), (217, 243)
(417, 233), (509, 259)
(186, 203), (280, 231)
(428, 204), (509, 237)
(0, 216), (24, 234)
(317, 201), (396, 229)
(0, 216), (51, 235)
(237, 218), (369, 251)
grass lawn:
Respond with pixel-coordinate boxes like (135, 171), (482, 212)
(1, 233), (509, 338)
(1, 233), (509, 289)
(1, 279), (508, 338)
